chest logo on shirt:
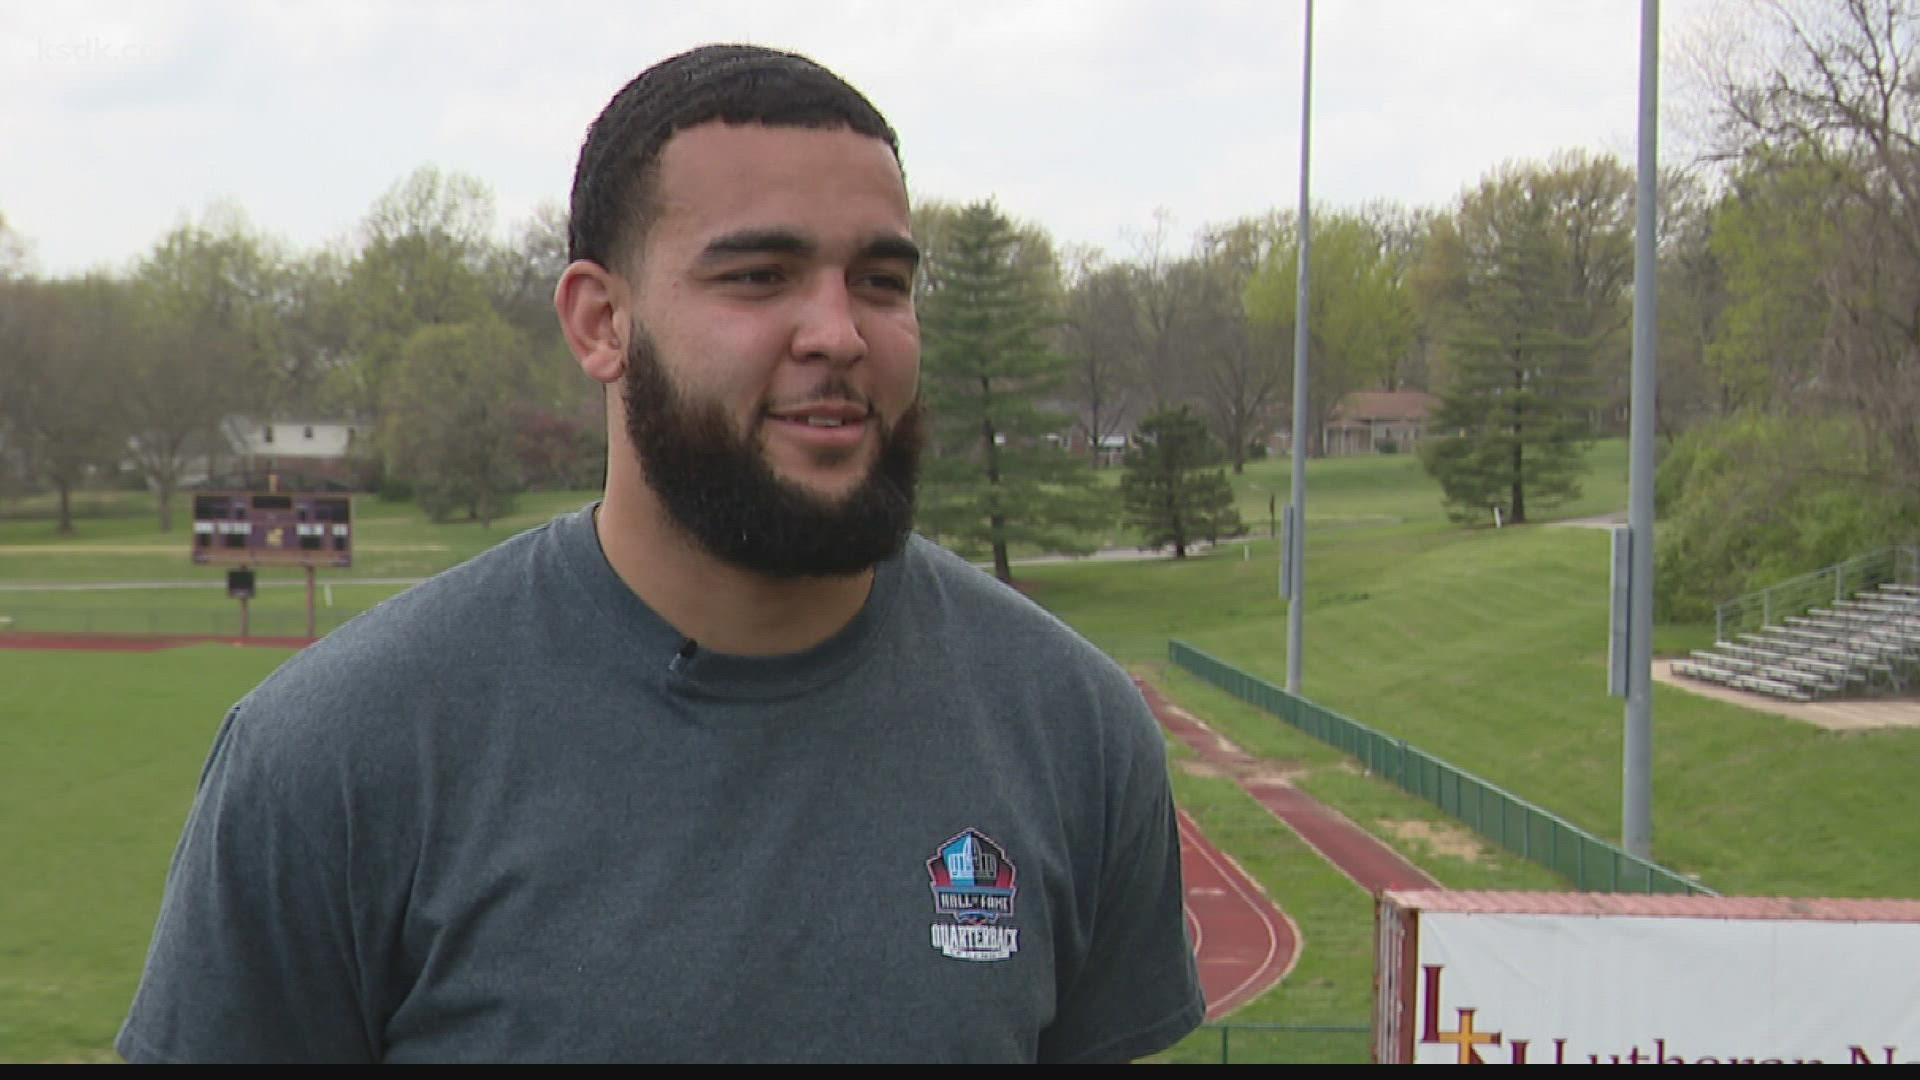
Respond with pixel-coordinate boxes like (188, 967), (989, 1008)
(927, 829), (1020, 962)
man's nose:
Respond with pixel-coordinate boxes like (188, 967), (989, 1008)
(790, 277), (867, 365)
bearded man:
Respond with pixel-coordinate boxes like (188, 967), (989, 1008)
(118, 44), (1203, 1065)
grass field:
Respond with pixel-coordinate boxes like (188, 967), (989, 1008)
(1022, 517), (1920, 899)
(5, 439), (1914, 1063)
(0, 645), (293, 1062)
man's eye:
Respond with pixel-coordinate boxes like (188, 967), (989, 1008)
(858, 272), (911, 294)
(722, 268), (783, 286)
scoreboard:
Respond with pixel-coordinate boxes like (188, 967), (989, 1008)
(191, 491), (353, 567)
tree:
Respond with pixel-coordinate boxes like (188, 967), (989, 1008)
(1653, 411), (1917, 620)
(1057, 255), (1138, 466)
(485, 202), (584, 403)
(910, 199), (965, 303)
(917, 200), (1114, 583)
(513, 401), (605, 491)
(1702, 0), (1920, 512)
(125, 208), (283, 530)
(1416, 154), (1632, 524)
(275, 247), (358, 416)
(1653, 168), (1730, 439)
(0, 211), (30, 281)
(339, 167), (498, 420)
(1369, 201), (1440, 392)
(486, 202), (570, 344)
(1190, 215), (1289, 473)
(0, 280), (30, 502)
(1121, 209), (1208, 409)
(1, 276), (133, 533)
(379, 314), (524, 525)
(0, 213), (36, 500)
(1705, 149), (1842, 412)
(475, 201), (605, 489)
(1120, 406), (1244, 558)
(1246, 209), (1417, 458)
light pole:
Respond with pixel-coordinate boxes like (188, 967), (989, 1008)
(1621, 0), (1660, 860)
(1284, 0), (1314, 695)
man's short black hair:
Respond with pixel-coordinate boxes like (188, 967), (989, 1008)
(568, 44), (902, 271)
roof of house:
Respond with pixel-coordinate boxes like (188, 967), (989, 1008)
(1329, 389), (1439, 424)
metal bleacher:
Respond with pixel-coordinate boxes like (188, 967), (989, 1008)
(1672, 550), (1920, 704)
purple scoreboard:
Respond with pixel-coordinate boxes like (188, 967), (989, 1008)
(191, 491), (353, 568)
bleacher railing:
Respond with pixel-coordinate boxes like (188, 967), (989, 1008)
(1715, 545), (1920, 642)
(1168, 641), (1714, 896)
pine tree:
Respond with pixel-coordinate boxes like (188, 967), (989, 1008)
(1420, 315), (1595, 525)
(917, 201), (1114, 584)
(1120, 406), (1245, 558)
(1419, 159), (1621, 524)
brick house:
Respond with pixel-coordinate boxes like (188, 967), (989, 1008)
(1322, 390), (1439, 456)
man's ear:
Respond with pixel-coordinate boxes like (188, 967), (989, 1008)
(555, 260), (628, 385)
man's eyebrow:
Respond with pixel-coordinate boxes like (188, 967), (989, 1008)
(859, 234), (921, 271)
(697, 229), (814, 262)
(696, 229), (920, 272)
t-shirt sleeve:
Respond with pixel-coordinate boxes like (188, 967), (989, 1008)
(117, 705), (380, 1064)
(1037, 688), (1206, 1064)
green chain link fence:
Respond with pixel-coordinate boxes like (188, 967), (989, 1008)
(1169, 641), (1712, 896)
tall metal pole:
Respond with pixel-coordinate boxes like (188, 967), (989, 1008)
(1286, 0), (1314, 695)
(1623, 0), (1660, 860)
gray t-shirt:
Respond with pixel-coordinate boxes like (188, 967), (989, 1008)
(118, 507), (1203, 1063)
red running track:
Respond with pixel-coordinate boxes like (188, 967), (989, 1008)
(1148, 677), (1441, 1020)
(1177, 809), (1300, 1020)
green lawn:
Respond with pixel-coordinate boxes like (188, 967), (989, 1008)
(0, 645), (294, 1062)
(1223, 436), (1629, 535)
(1026, 518), (1920, 899)
(5, 439), (1911, 1063)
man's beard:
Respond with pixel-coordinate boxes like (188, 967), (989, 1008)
(621, 328), (923, 578)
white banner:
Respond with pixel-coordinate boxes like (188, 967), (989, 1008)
(1412, 912), (1920, 1064)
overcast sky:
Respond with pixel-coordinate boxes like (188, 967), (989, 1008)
(3, 0), (1727, 277)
